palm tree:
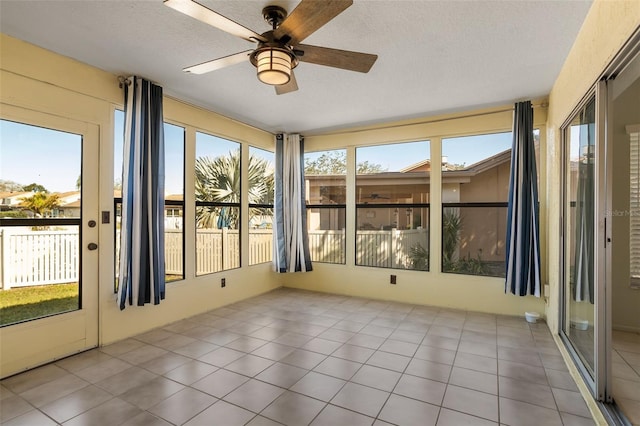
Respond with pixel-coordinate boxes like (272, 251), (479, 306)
(195, 148), (274, 229)
(20, 192), (61, 218)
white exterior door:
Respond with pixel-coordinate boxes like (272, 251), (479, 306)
(0, 106), (99, 378)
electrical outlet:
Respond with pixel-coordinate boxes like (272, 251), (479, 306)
(390, 275), (397, 284)
(221, 278), (226, 288)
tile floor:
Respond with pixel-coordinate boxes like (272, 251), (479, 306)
(1, 288), (595, 426)
(612, 330), (640, 425)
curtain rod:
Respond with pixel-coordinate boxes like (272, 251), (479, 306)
(117, 76), (131, 88)
(310, 101), (548, 137)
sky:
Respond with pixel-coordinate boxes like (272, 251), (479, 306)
(305, 132), (516, 172)
(1, 119), (81, 193)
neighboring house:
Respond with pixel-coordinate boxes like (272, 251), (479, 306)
(114, 190), (184, 230)
(52, 191), (81, 217)
(305, 150), (512, 262)
(0, 191), (34, 211)
(164, 194), (183, 230)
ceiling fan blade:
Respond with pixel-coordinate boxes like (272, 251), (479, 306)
(164, 0), (266, 43)
(273, 0), (352, 45)
(183, 50), (252, 74)
(296, 44), (377, 73)
(275, 70), (299, 95)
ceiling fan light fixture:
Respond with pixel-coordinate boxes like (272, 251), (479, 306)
(256, 48), (292, 85)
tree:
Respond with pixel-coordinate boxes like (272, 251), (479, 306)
(0, 179), (24, 192)
(304, 151), (387, 175)
(195, 149), (274, 229)
(23, 183), (48, 193)
(20, 192), (60, 217)
(76, 175), (82, 190)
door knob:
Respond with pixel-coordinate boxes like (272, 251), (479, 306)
(88, 243), (98, 250)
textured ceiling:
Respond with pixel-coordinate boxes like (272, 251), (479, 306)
(0, 0), (592, 134)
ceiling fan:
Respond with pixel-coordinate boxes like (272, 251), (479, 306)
(164, 0), (378, 95)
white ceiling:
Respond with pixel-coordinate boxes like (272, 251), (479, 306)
(0, 0), (592, 135)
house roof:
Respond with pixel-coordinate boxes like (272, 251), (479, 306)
(0, 191), (32, 200)
(0, 1), (592, 134)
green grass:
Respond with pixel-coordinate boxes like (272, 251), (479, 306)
(0, 283), (79, 326)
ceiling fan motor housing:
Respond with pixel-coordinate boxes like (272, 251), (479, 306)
(262, 5), (287, 28)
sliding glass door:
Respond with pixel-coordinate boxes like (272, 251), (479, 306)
(561, 83), (610, 402)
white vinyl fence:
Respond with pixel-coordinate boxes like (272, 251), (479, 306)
(308, 230), (346, 264)
(356, 228), (428, 268)
(1, 228), (80, 289)
(1, 227), (428, 289)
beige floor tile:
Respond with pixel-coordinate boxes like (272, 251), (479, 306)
(63, 397), (142, 426)
(443, 385), (498, 422)
(314, 356), (362, 380)
(19, 373), (88, 407)
(224, 354), (274, 377)
(290, 371), (346, 402)
(378, 393), (440, 426)
(414, 345), (456, 365)
(311, 404), (374, 426)
(75, 357), (132, 383)
(39, 385), (112, 423)
(448, 366), (497, 395)
(436, 408), (497, 426)
(559, 411), (596, 426)
(393, 374), (446, 406)
(191, 368), (248, 398)
(139, 352), (191, 375)
(184, 400), (254, 426)
(498, 376), (556, 409)
(96, 366), (157, 395)
(119, 376), (185, 410)
(0, 395), (34, 423)
(330, 382), (388, 417)
(55, 349), (113, 372)
(162, 360), (218, 385)
(454, 352), (497, 374)
(351, 364), (401, 392)
(499, 396), (563, 426)
(255, 362), (308, 388)
(147, 388), (216, 425)
(223, 379), (285, 413)
(261, 391), (326, 425)
(367, 351), (411, 373)
(2, 408), (57, 426)
(552, 388), (591, 418)
(121, 411), (173, 426)
(2, 364), (68, 394)
(405, 358), (452, 382)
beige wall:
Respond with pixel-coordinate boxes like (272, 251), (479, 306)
(545, 0), (640, 334)
(612, 75), (640, 332)
(0, 34), (281, 375)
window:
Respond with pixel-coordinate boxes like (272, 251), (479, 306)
(163, 123), (186, 281)
(114, 110), (185, 285)
(441, 132), (511, 277)
(248, 147), (274, 265)
(355, 141), (430, 270)
(305, 150), (347, 264)
(195, 132), (240, 274)
(0, 119), (82, 325)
